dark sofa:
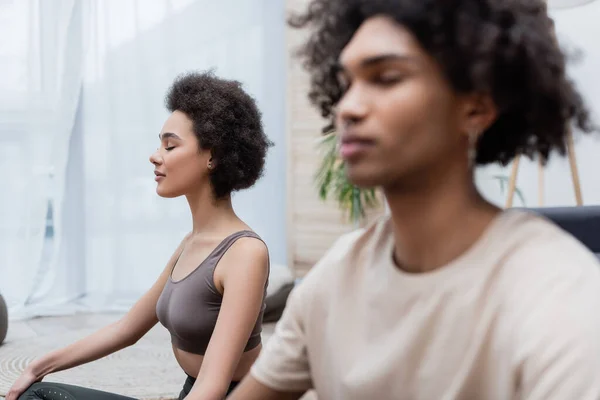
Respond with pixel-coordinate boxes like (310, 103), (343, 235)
(525, 206), (600, 258)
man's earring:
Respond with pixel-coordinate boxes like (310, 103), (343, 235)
(468, 130), (479, 168)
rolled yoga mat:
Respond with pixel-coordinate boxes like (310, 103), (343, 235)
(0, 294), (7, 345)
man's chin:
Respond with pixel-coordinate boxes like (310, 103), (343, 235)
(345, 167), (382, 189)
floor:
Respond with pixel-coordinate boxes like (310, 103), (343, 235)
(0, 313), (135, 400)
(1, 314), (155, 389)
(4, 313), (125, 344)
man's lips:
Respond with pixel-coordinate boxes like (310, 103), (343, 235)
(339, 135), (375, 160)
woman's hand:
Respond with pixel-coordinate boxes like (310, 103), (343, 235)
(5, 368), (42, 400)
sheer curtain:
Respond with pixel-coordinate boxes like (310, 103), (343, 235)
(2, 0), (287, 318)
(0, 0), (85, 318)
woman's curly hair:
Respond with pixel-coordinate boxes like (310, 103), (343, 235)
(166, 71), (273, 198)
(289, 0), (594, 165)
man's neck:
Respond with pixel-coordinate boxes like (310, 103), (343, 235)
(384, 175), (500, 274)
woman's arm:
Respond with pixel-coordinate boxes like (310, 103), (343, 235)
(186, 237), (269, 400)
(26, 234), (190, 380)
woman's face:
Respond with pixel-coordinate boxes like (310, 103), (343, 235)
(149, 110), (211, 198)
(335, 16), (494, 191)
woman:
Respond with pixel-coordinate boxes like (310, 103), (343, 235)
(7, 71), (273, 400)
(230, 1), (600, 399)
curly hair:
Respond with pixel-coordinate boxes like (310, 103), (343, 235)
(165, 71), (273, 198)
(289, 0), (594, 165)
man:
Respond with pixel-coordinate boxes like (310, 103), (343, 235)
(229, 0), (600, 398)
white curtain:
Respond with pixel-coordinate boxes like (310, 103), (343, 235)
(2, 0), (287, 319)
(0, 0), (85, 318)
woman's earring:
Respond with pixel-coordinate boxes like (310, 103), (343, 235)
(207, 159), (213, 169)
(468, 130), (479, 168)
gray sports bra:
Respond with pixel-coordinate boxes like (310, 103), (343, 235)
(156, 230), (269, 355)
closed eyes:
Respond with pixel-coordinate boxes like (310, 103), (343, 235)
(373, 73), (404, 85)
(337, 72), (405, 94)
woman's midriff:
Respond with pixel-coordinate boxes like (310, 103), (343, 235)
(172, 342), (262, 381)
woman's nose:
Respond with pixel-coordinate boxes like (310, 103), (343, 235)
(149, 149), (162, 165)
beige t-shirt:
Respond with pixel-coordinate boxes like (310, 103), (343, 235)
(252, 210), (600, 399)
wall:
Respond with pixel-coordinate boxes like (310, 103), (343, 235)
(477, 2), (600, 208)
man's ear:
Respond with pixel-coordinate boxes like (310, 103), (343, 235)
(459, 93), (498, 135)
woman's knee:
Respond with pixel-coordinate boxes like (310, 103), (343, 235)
(18, 382), (76, 400)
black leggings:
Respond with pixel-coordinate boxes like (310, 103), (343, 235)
(178, 374), (239, 400)
(18, 375), (240, 400)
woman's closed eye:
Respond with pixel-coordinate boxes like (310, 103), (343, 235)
(165, 146), (175, 151)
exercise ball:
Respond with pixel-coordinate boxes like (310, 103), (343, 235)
(0, 293), (8, 345)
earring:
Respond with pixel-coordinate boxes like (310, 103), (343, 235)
(468, 130), (479, 168)
(207, 160), (213, 169)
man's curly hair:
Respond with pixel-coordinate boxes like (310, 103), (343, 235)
(165, 71), (273, 199)
(289, 0), (594, 165)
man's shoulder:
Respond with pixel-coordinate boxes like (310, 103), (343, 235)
(501, 210), (600, 283)
(496, 211), (600, 332)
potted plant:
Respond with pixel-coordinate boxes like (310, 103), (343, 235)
(314, 131), (380, 225)
(491, 174), (526, 206)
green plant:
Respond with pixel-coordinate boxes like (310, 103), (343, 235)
(314, 132), (379, 224)
(492, 174), (526, 206)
